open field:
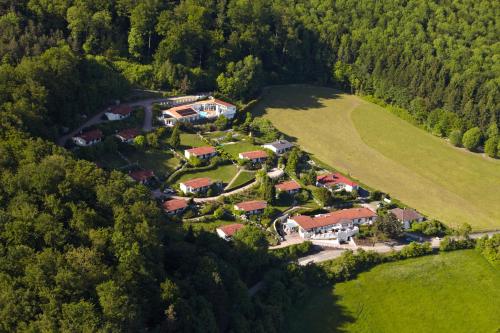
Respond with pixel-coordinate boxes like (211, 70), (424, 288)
(180, 133), (206, 149)
(219, 140), (262, 159)
(121, 148), (180, 177)
(176, 164), (239, 185)
(286, 250), (500, 333)
(226, 170), (256, 190)
(253, 85), (500, 230)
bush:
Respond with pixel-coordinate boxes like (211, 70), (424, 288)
(449, 129), (462, 147)
(475, 234), (500, 264)
(484, 136), (498, 158)
(272, 241), (314, 260)
(411, 220), (448, 237)
(399, 242), (433, 258)
(439, 236), (476, 251)
(462, 127), (482, 151)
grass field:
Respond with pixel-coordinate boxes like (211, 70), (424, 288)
(226, 170), (255, 190)
(253, 85), (500, 230)
(219, 140), (262, 159)
(176, 164), (238, 185)
(286, 250), (500, 333)
(180, 133), (206, 149)
(121, 148), (180, 177)
(183, 219), (236, 232)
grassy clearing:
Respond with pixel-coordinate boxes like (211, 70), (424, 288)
(121, 148), (180, 177)
(183, 219), (236, 232)
(219, 140), (262, 159)
(286, 250), (500, 333)
(176, 164), (238, 185)
(180, 133), (206, 150)
(254, 85), (500, 230)
(226, 170), (256, 190)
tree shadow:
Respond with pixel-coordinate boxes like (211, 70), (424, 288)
(251, 84), (342, 118)
(285, 287), (356, 333)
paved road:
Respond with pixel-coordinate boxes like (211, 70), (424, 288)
(297, 231), (500, 265)
(57, 98), (168, 147)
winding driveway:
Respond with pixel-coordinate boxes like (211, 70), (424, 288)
(57, 97), (169, 147)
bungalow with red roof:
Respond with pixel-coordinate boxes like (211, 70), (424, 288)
(184, 146), (217, 160)
(316, 172), (359, 192)
(116, 128), (141, 143)
(238, 150), (268, 164)
(72, 129), (103, 146)
(262, 140), (294, 155)
(275, 180), (301, 195)
(162, 198), (188, 215)
(129, 170), (155, 184)
(179, 177), (213, 194)
(216, 223), (245, 241)
(390, 208), (424, 229)
(162, 106), (200, 127)
(105, 105), (133, 121)
(287, 207), (377, 241)
(234, 200), (267, 216)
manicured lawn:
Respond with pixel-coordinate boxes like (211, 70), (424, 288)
(121, 148), (180, 177)
(219, 140), (262, 159)
(254, 85), (500, 230)
(180, 133), (206, 149)
(176, 164), (239, 185)
(286, 250), (500, 333)
(226, 170), (256, 190)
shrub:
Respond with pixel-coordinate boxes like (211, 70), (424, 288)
(399, 242), (433, 258)
(449, 129), (462, 147)
(439, 236), (476, 251)
(411, 219), (448, 237)
(475, 234), (500, 264)
(272, 241), (314, 260)
(484, 136), (498, 158)
(462, 127), (482, 151)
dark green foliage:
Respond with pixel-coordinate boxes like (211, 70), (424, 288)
(475, 234), (500, 265)
(169, 124), (181, 149)
(411, 220), (449, 237)
(440, 237), (476, 252)
(462, 127), (482, 151)
(374, 212), (403, 239)
(449, 130), (463, 147)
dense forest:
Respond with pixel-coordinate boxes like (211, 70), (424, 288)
(0, 0), (498, 331)
(0, 0), (498, 139)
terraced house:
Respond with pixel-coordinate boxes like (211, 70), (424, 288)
(287, 208), (377, 242)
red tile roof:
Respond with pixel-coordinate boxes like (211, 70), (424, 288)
(165, 106), (198, 118)
(117, 128), (140, 140)
(162, 199), (188, 212)
(75, 129), (103, 142)
(212, 98), (235, 108)
(181, 177), (212, 189)
(235, 200), (267, 212)
(129, 170), (155, 182)
(240, 150), (268, 160)
(217, 223), (244, 237)
(108, 105), (133, 115)
(185, 146), (216, 156)
(317, 173), (357, 187)
(275, 180), (301, 192)
(196, 98), (235, 108)
(291, 208), (377, 230)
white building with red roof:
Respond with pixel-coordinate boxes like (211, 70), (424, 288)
(191, 97), (237, 119)
(162, 106), (200, 127)
(238, 150), (268, 163)
(105, 105), (133, 121)
(129, 170), (155, 184)
(162, 198), (188, 215)
(216, 223), (245, 241)
(72, 129), (103, 146)
(179, 177), (213, 194)
(287, 207), (377, 241)
(234, 200), (267, 216)
(316, 172), (359, 192)
(275, 180), (301, 195)
(184, 146), (217, 160)
(116, 128), (141, 143)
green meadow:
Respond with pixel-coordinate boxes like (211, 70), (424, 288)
(286, 250), (500, 333)
(254, 85), (500, 230)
